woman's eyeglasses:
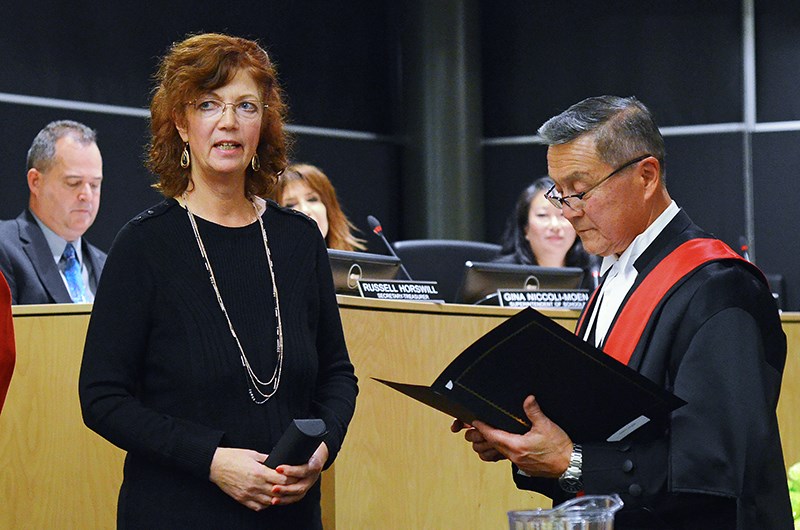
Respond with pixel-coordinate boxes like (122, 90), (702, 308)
(186, 99), (268, 121)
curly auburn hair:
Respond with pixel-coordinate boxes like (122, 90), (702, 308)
(147, 33), (290, 198)
(275, 164), (367, 252)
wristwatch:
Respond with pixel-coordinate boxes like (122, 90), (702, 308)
(558, 443), (583, 493)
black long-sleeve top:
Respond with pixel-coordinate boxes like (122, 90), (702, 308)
(79, 198), (358, 529)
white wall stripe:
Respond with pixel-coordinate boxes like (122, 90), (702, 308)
(481, 135), (540, 146)
(0, 92), (150, 118)
(660, 123), (747, 136)
(7, 91), (800, 147)
(0, 91), (400, 143)
(753, 120), (800, 133)
(482, 120), (800, 146)
(285, 123), (397, 142)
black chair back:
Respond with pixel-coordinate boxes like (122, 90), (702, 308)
(393, 239), (502, 303)
(765, 273), (786, 310)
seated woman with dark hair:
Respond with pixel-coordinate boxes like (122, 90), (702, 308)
(496, 176), (599, 289)
(275, 164), (367, 252)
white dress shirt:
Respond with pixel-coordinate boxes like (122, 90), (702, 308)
(583, 201), (680, 347)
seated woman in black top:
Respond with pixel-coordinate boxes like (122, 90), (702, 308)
(495, 176), (599, 289)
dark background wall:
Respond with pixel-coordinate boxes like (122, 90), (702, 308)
(480, 0), (798, 310)
(480, 0), (744, 244)
(0, 1), (405, 250)
(1, 1), (797, 308)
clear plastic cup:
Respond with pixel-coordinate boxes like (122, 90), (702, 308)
(508, 494), (624, 530)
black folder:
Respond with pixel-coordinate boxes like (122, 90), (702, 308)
(375, 308), (686, 442)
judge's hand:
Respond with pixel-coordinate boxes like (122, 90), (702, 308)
(471, 395), (573, 478)
(451, 419), (506, 462)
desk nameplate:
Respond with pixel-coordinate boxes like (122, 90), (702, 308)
(357, 279), (444, 303)
(497, 289), (589, 310)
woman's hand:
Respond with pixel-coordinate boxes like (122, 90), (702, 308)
(210, 442), (329, 510)
(267, 442), (329, 506)
(209, 447), (289, 511)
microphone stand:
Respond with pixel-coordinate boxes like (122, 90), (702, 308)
(367, 215), (413, 281)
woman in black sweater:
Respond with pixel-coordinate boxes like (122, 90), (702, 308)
(79, 33), (357, 529)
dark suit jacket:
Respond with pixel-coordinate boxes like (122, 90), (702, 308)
(0, 210), (107, 305)
(513, 210), (792, 529)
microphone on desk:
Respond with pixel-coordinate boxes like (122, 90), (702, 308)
(367, 215), (413, 281)
(590, 263), (601, 290)
(738, 236), (751, 262)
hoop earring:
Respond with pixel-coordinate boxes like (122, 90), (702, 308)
(251, 153), (261, 172)
(180, 143), (190, 169)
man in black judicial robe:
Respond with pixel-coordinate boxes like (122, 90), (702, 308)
(453, 96), (792, 529)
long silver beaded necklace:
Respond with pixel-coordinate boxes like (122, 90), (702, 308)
(182, 192), (283, 404)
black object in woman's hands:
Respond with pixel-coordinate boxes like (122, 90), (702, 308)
(264, 419), (328, 467)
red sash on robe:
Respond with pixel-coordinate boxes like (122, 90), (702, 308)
(577, 238), (748, 366)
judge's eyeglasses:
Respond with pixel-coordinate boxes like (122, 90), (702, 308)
(545, 154), (652, 211)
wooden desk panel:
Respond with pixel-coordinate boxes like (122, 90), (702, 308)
(777, 312), (800, 470)
(0, 304), (123, 529)
(1, 301), (797, 529)
(333, 299), (552, 529)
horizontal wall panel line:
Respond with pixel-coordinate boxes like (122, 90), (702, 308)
(0, 92), (400, 143)
(483, 121), (800, 146)
(0, 92), (150, 118)
(287, 123), (398, 142)
(753, 121), (800, 133)
(660, 123), (746, 136)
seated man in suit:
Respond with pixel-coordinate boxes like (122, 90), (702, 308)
(0, 120), (106, 304)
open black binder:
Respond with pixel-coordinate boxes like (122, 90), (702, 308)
(375, 308), (686, 442)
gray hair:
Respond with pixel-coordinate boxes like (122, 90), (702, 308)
(536, 95), (666, 178)
(27, 120), (98, 172)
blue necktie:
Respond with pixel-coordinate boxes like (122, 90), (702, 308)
(62, 243), (88, 303)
